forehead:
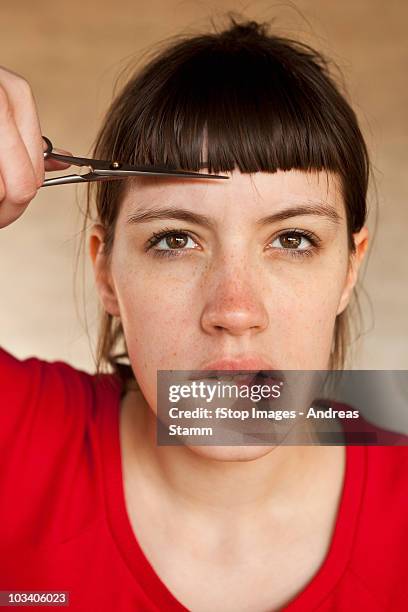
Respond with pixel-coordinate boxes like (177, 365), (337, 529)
(118, 169), (344, 220)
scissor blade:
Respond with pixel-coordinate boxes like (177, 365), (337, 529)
(93, 169), (229, 179)
(47, 151), (113, 169)
(42, 169), (229, 186)
(42, 172), (137, 186)
(42, 174), (90, 186)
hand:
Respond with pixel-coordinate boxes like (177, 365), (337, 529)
(0, 66), (71, 228)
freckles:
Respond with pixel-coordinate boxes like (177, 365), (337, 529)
(275, 282), (335, 330)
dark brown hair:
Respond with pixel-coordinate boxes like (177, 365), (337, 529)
(83, 17), (370, 383)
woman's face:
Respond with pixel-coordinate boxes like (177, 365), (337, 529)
(90, 169), (368, 460)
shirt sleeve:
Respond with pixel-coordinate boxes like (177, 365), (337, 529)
(0, 346), (97, 548)
(0, 346), (95, 444)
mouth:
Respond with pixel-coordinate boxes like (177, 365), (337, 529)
(190, 369), (284, 388)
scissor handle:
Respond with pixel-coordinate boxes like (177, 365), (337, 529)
(42, 136), (53, 159)
(42, 135), (90, 167)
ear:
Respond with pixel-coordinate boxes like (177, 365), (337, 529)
(337, 226), (369, 316)
(89, 224), (121, 317)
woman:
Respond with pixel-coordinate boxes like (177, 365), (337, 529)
(1, 18), (407, 612)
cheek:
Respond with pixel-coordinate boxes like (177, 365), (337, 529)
(113, 262), (192, 369)
(272, 259), (348, 367)
(112, 266), (190, 413)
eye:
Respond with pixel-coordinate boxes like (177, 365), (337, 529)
(146, 229), (199, 258)
(268, 229), (319, 259)
(145, 227), (321, 260)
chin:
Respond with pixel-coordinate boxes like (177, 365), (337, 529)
(187, 444), (276, 462)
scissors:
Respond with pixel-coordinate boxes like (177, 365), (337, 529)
(42, 136), (229, 186)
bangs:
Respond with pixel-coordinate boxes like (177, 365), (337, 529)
(107, 35), (355, 177)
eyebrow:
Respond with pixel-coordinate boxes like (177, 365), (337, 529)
(125, 202), (342, 228)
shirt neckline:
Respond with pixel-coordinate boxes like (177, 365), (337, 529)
(98, 374), (366, 611)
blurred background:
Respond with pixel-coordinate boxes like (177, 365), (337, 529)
(0, 0), (407, 372)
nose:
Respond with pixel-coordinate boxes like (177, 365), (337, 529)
(200, 267), (269, 337)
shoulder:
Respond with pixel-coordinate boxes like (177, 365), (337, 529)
(0, 349), (123, 548)
(0, 346), (123, 437)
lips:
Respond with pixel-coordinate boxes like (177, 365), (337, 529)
(188, 356), (285, 386)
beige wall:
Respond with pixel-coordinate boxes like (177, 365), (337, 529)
(0, 0), (407, 371)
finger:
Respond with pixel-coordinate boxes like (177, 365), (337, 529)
(0, 101), (38, 212)
(44, 158), (72, 172)
(0, 173), (5, 205)
(0, 73), (45, 189)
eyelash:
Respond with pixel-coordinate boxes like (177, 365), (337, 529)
(145, 227), (321, 259)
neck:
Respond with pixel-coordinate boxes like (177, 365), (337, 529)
(122, 389), (343, 518)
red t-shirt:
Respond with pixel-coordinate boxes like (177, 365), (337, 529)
(1, 347), (407, 611)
